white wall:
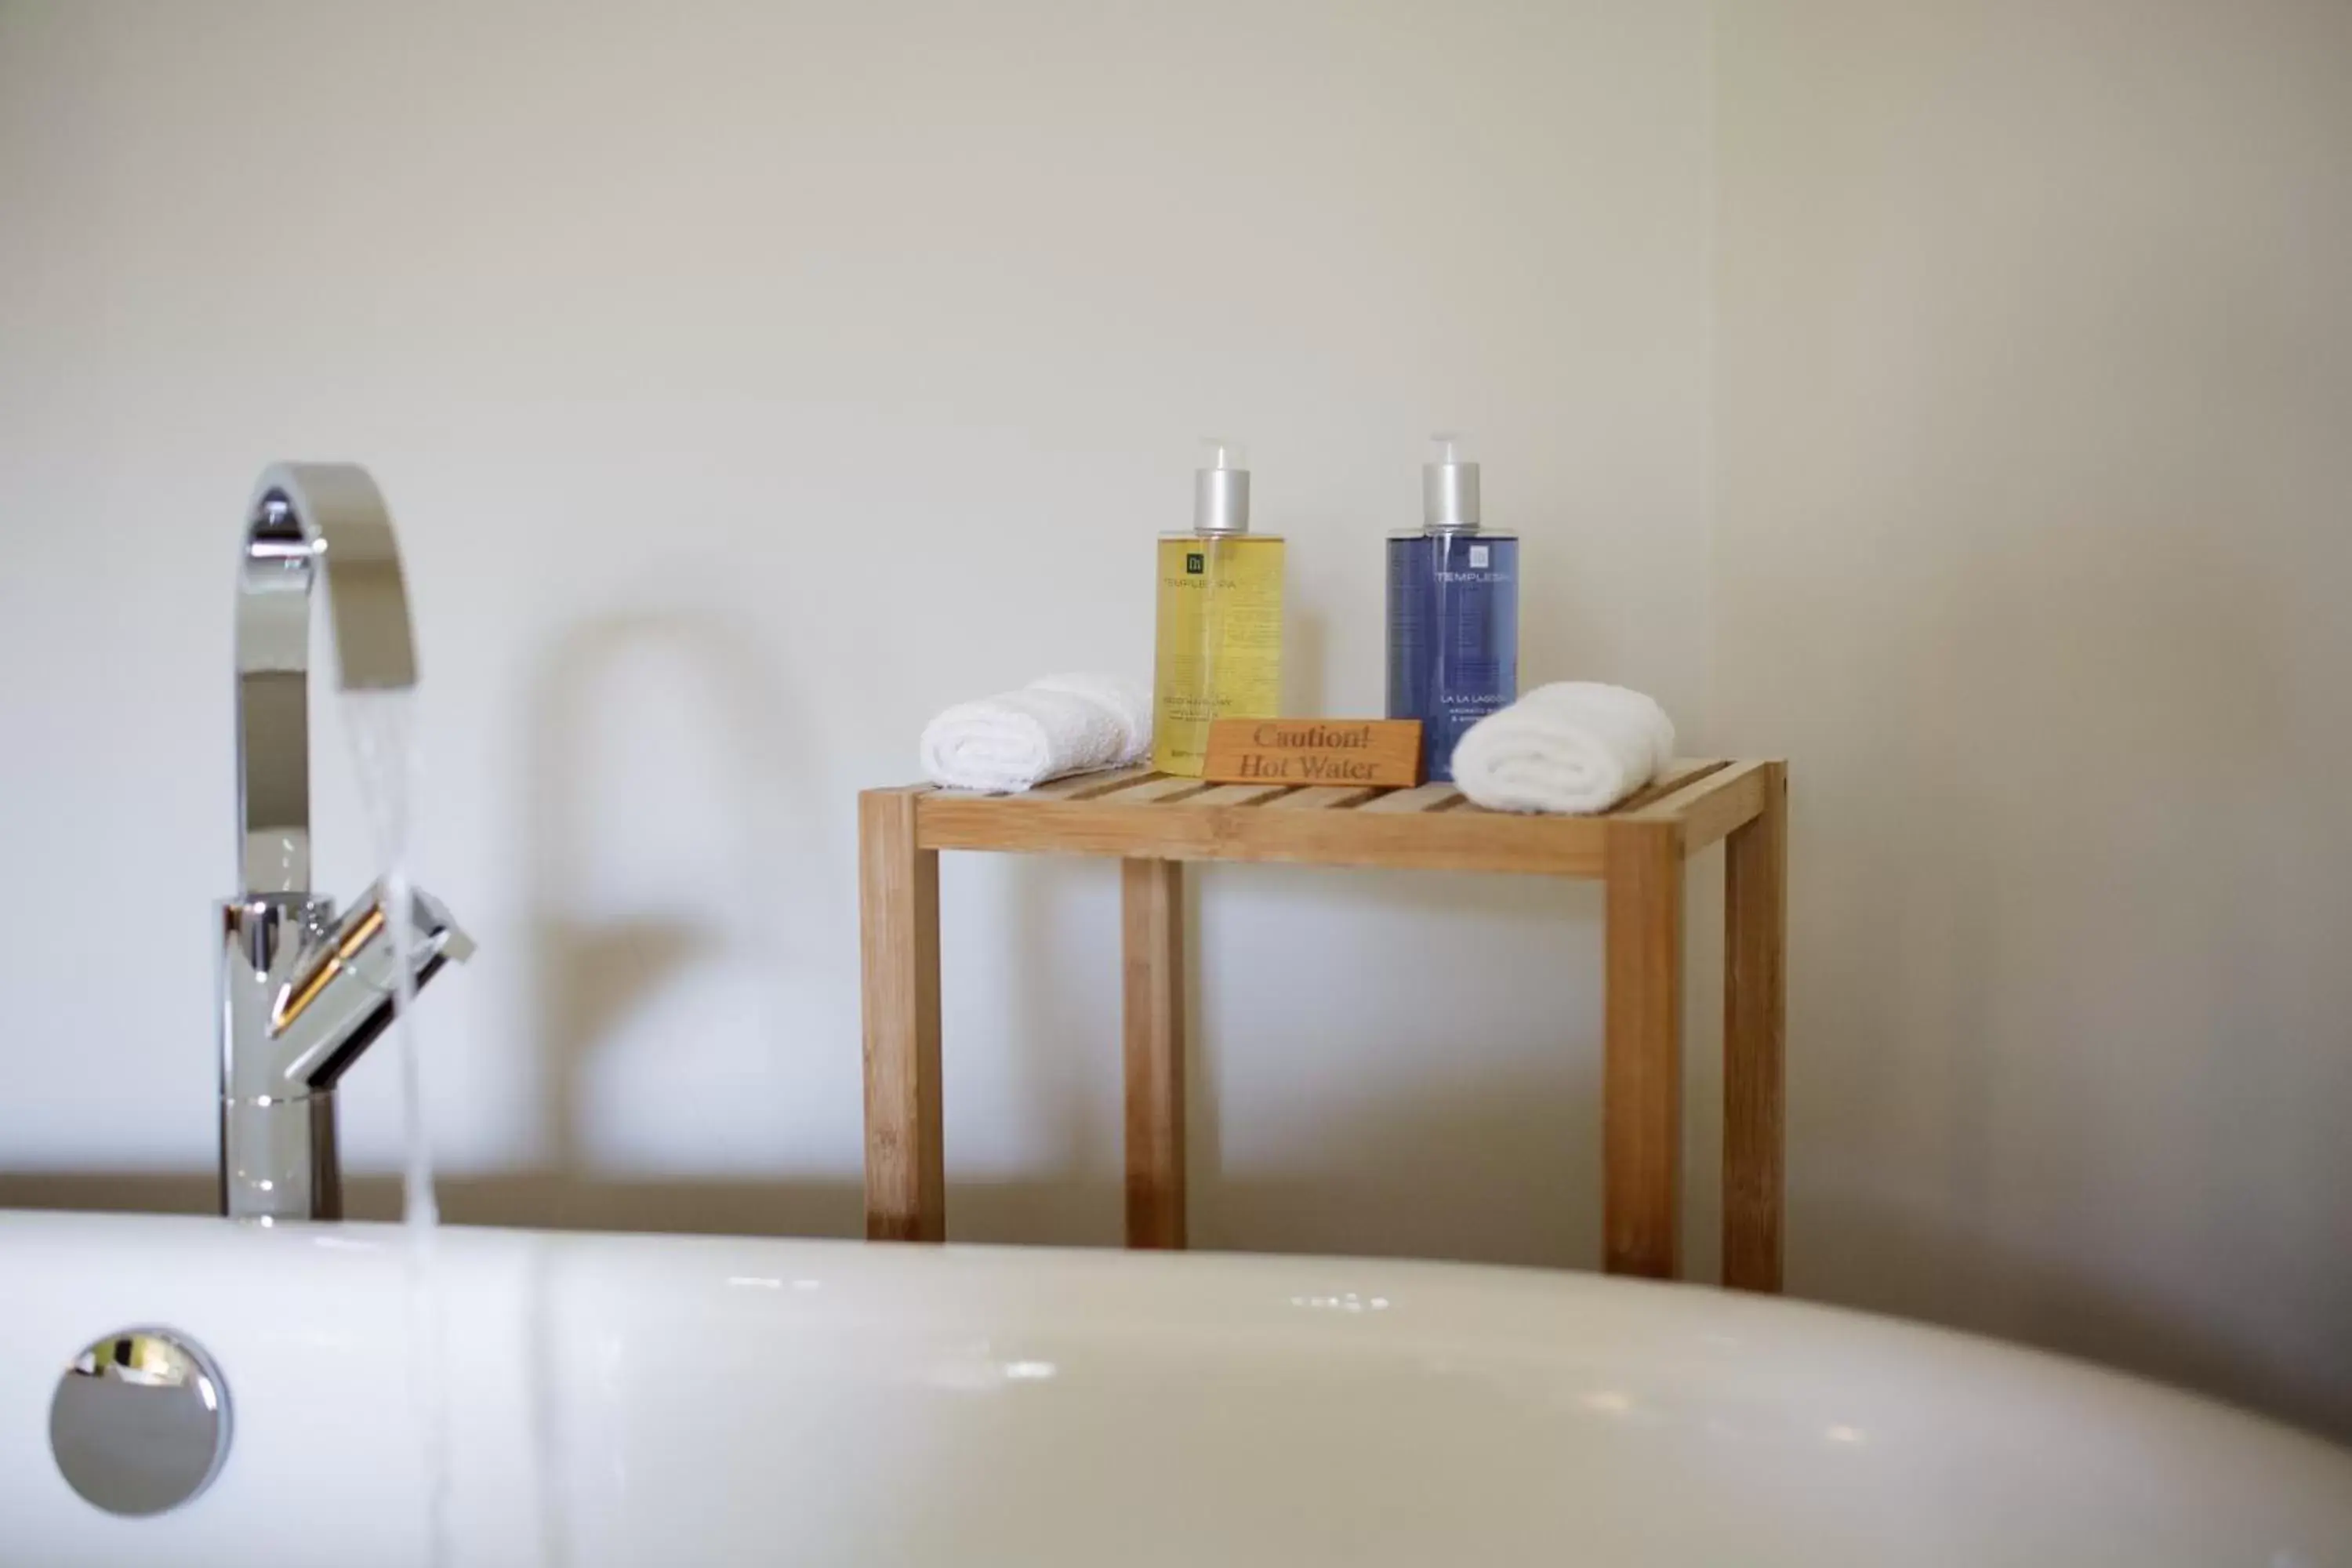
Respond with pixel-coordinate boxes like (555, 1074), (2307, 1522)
(0, 2), (1716, 1267)
(1715, 0), (2352, 1436)
(6, 0), (2350, 1441)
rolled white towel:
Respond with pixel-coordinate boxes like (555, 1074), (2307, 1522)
(1450, 681), (1677, 814)
(920, 673), (1152, 793)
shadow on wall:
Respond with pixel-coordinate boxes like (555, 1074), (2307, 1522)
(0, 1088), (1588, 1270)
(522, 608), (847, 1221)
(4, 601), (1632, 1276)
(1192, 1054), (1602, 1267)
(1751, 510), (2352, 1442)
(1181, 865), (1621, 1270)
(532, 610), (739, 1181)
(927, 849), (1617, 1269)
(1820, 1184), (2348, 1446)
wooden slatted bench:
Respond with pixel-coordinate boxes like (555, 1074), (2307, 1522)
(858, 758), (1788, 1289)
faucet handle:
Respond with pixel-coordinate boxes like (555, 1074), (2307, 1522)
(267, 880), (471, 1093)
(413, 885), (476, 965)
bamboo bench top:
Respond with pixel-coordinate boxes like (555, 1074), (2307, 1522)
(869, 758), (1780, 877)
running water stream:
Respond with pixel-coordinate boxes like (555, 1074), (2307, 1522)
(345, 690), (453, 1568)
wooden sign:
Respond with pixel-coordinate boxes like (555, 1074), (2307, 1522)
(1202, 719), (1423, 787)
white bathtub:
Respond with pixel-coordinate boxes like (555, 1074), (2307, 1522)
(5, 1211), (2347, 1566)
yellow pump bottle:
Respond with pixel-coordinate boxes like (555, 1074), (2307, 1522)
(1152, 439), (1285, 776)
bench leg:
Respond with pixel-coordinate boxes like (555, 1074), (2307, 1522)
(1122, 858), (1187, 1248)
(1722, 762), (1788, 1292)
(1604, 823), (1683, 1278)
(862, 791), (943, 1242)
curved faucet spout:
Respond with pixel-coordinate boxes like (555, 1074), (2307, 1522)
(221, 463), (466, 1222)
(236, 463), (419, 897)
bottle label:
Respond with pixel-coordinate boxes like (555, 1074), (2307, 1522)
(1154, 536), (1285, 775)
(1386, 532), (1519, 783)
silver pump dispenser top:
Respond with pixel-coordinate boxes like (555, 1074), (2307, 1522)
(1421, 433), (1481, 532)
(1193, 437), (1250, 535)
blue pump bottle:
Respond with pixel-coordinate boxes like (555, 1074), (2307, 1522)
(1385, 435), (1519, 782)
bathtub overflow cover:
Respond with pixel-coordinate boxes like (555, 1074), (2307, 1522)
(49, 1327), (232, 1516)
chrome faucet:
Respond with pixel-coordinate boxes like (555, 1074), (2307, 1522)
(219, 463), (472, 1221)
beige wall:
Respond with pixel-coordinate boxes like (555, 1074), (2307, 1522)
(4, 0), (2349, 1439)
(1715, 1), (2352, 1435)
(0, 3), (1714, 1265)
